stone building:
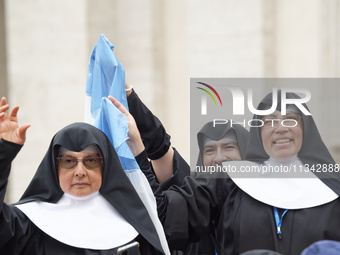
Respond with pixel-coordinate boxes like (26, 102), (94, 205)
(1, 0), (340, 202)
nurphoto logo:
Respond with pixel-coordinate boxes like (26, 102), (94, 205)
(197, 86), (311, 116)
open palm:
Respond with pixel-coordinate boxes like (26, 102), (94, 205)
(0, 97), (30, 145)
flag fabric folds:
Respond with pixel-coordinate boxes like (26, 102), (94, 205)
(84, 34), (170, 255)
(86, 34), (127, 117)
(94, 97), (140, 171)
(85, 34), (138, 171)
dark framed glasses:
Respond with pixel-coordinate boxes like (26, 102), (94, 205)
(57, 156), (103, 170)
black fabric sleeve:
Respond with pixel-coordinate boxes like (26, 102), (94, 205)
(127, 89), (171, 160)
(164, 176), (230, 251)
(135, 150), (168, 223)
(0, 139), (22, 200)
(159, 148), (190, 190)
(0, 139), (34, 253)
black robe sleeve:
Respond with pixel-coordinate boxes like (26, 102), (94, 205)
(158, 148), (190, 190)
(135, 150), (168, 223)
(128, 89), (190, 187)
(134, 145), (234, 251)
(127, 89), (170, 160)
(0, 139), (35, 253)
(164, 176), (233, 251)
(136, 150), (233, 252)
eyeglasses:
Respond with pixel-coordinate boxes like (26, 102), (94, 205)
(261, 115), (302, 128)
(57, 156), (103, 170)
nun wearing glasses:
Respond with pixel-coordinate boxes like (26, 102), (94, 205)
(0, 97), (169, 255)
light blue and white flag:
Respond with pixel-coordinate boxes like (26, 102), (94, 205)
(84, 34), (170, 255)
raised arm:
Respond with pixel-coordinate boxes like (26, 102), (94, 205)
(125, 83), (190, 186)
(0, 97), (30, 145)
(109, 96), (233, 252)
(108, 95), (167, 221)
(0, 97), (32, 253)
(108, 95), (144, 157)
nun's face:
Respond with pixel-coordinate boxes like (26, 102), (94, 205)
(260, 110), (303, 159)
(57, 151), (103, 197)
(202, 140), (242, 166)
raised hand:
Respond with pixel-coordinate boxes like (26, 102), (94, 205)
(0, 97), (30, 145)
(108, 96), (145, 157)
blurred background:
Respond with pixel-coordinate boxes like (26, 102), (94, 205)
(1, 0), (340, 203)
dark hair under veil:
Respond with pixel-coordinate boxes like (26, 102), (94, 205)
(245, 90), (340, 196)
(196, 121), (250, 167)
(184, 121), (249, 254)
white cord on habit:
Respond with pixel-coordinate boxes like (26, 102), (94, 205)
(125, 86), (133, 92)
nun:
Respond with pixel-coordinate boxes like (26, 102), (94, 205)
(124, 84), (250, 254)
(0, 97), (168, 255)
(113, 93), (251, 254)
(194, 120), (249, 174)
(184, 120), (249, 255)
(122, 90), (340, 255)
(222, 90), (340, 254)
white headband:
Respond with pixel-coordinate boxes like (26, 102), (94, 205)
(286, 105), (300, 114)
(59, 145), (101, 156)
(203, 130), (237, 148)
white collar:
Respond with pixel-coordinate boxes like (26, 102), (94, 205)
(224, 160), (338, 209)
(267, 155), (300, 165)
(15, 192), (138, 249)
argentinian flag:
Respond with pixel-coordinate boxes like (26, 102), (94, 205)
(85, 34), (138, 171)
(84, 34), (170, 255)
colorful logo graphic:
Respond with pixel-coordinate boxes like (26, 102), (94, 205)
(196, 82), (222, 106)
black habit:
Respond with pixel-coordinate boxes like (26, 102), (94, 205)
(155, 91), (340, 255)
(0, 123), (167, 255)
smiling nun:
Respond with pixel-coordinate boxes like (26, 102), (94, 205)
(136, 91), (340, 255)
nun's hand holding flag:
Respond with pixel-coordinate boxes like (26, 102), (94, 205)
(84, 34), (170, 255)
